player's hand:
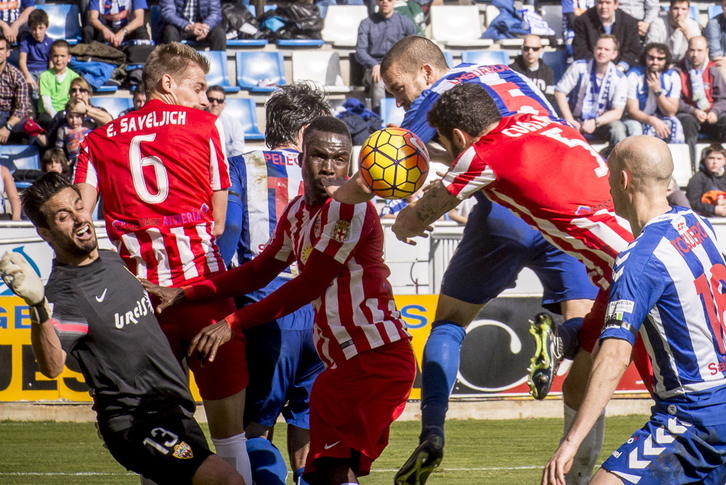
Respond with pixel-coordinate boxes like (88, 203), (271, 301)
(391, 210), (433, 245)
(139, 279), (185, 313)
(0, 252), (45, 305)
(541, 440), (578, 485)
(322, 172), (374, 204)
(189, 319), (234, 363)
(321, 176), (349, 198)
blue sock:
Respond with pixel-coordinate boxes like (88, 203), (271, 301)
(560, 317), (583, 359)
(293, 467), (310, 485)
(246, 437), (287, 485)
(420, 321), (466, 442)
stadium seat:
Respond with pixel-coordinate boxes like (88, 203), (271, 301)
(430, 6), (493, 48)
(224, 98), (265, 141)
(91, 97), (133, 118)
(276, 38), (325, 48)
(380, 98), (405, 126)
(443, 51), (454, 68)
(461, 50), (509, 66)
(199, 51), (240, 93)
(37, 4), (82, 45)
(0, 145), (41, 188)
(291, 50), (351, 94)
(708, 5), (723, 20)
(542, 50), (568, 84)
(235, 51), (286, 92)
(540, 4), (563, 43)
(321, 5), (368, 48)
(228, 38), (268, 48)
(668, 144), (693, 187)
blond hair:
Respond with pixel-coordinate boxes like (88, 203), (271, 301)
(142, 42), (210, 95)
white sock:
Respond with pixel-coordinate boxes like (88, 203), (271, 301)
(563, 404), (605, 485)
(212, 432), (253, 485)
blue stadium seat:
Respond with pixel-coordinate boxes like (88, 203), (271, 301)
(542, 50), (568, 84)
(235, 51), (285, 92)
(461, 50), (509, 66)
(37, 4), (82, 45)
(227, 38), (268, 47)
(199, 51), (240, 93)
(91, 97), (133, 118)
(380, 98), (405, 127)
(224, 98), (265, 141)
(95, 85), (120, 94)
(275, 39), (325, 48)
(0, 145), (41, 188)
(443, 51), (454, 68)
(708, 5), (723, 20)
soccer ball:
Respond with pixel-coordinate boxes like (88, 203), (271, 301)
(358, 127), (429, 200)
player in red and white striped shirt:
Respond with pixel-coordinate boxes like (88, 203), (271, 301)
(74, 43), (251, 483)
(145, 117), (416, 484)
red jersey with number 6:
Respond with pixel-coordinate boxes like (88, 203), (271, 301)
(441, 113), (633, 290)
(74, 99), (230, 287)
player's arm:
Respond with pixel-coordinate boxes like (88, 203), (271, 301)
(542, 337), (632, 485)
(76, 182), (99, 213)
(392, 181), (459, 245)
(212, 189), (227, 237)
(323, 171), (375, 204)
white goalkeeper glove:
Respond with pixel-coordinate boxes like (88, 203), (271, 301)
(0, 252), (50, 324)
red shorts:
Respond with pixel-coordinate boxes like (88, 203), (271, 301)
(156, 298), (249, 400)
(305, 339), (416, 479)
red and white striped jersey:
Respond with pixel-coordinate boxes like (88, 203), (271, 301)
(442, 113), (633, 290)
(74, 99), (230, 286)
(267, 196), (410, 368)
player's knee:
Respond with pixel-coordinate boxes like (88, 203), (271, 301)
(193, 454), (247, 485)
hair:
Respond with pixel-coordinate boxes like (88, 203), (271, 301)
(50, 39), (70, 55)
(206, 85), (225, 98)
(597, 34), (620, 52)
(28, 8), (49, 29)
(41, 148), (70, 174)
(22, 172), (80, 229)
(641, 42), (672, 67)
(143, 42), (210, 95)
(381, 36), (448, 77)
(265, 83), (330, 149)
(70, 77), (92, 94)
(133, 83), (146, 97)
(701, 143), (726, 161)
(302, 116), (351, 149)
(0, 34), (8, 50)
(65, 98), (86, 113)
(427, 83), (502, 141)
(670, 0), (689, 7)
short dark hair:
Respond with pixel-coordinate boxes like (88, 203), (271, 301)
(0, 34), (9, 50)
(41, 148), (69, 174)
(133, 83), (146, 97)
(670, 0), (689, 8)
(702, 143), (726, 161)
(266, 83), (330, 149)
(22, 172), (80, 229)
(28, 9), (49, 29)
(206, 85), (225, 97)
(641, 42), (672, 67)
(381, 36), (448, 77)
(50, 39), (71, 55)
(427, 83), (502, 141)
(302, 116), (351, 149)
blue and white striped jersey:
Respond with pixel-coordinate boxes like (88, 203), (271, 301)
(402, 63), (561, 143)
(602, 206), (726, 424)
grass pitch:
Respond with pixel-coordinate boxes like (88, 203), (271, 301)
(0, 415), (648, 484)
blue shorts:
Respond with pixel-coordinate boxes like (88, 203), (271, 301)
(243, 302), (324, 430)
(601, 412), (726, 484)
(441, 195), (598, 313)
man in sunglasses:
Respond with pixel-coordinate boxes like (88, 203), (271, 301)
(509, 34), (557, 108)
(624, 42), (685, 143)
(205, 85), (245, 157)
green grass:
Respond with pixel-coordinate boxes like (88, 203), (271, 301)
(0, 415), (648, 484)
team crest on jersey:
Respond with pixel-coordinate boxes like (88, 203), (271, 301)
(172, 441), (193, 459)
(314, 217), (322, 238)
(301, 245), (313, 264)
(331, 221), (351, 243)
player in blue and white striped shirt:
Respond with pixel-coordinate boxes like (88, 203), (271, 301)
(543, 135), (726, 485)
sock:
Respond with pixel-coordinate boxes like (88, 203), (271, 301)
(560, 317), (583, 360)
(293, 467), (311, 485)
(563, 404), (605, 485)
(246, 437), (288, 485)
(212, 432), (253, 485)
(420, 321), (466, 442)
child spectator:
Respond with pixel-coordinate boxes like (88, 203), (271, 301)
(55, 99), (90, 162)
(37, 40), (80, 125)
(18, 9), (51, 100)
(686, 143), (726, 216)
(41, 147), (71, 179)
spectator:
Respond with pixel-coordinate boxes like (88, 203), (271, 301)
(37, 40), (79, 124)
(563, 0), (595, 61)
(0, 35), (30, 145)
(509, 34), (556, 108)
(119, 84), (146, 116)
(85, 0), (149, 47)
(380, 195), (414, 219)
(667, 177), (690, 207)
(555, 34), (628, 153)
(676, 36), (726, 169)
(205, 85), (245, 157)
(624, 42), (684, 142)
(160, 0), (226, 51)
(0, 0), (34, 44)
(447, 197), (477, 225)
(705, 1), (726, 95)
(355, 0), (416, 113)
(0, 164), (20, 220)
(41, 147), (70, 179)
(573, 0), (642, 73)
(686, 142), (726, 216)
(18, 9), (50, 100)
(55, 98), (91, 162)
(645, 0), (701, 64)
(617, 0), (659, 38)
